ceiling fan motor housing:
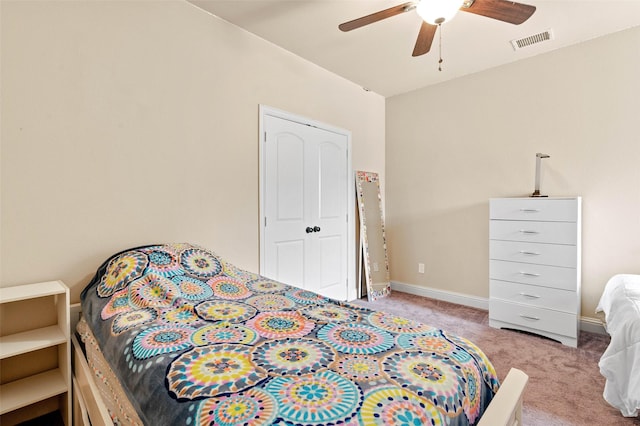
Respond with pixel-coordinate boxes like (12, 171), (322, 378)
(416, 0), (465, 25)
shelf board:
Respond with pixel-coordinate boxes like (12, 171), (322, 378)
(0, 369), (67, 414)
(0, 325), (67, 359)
(0, 281), (66, 304)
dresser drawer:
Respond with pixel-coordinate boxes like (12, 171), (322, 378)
(489, 260), (577, 291)
(490, 240), (576, 268)
(489, 220), (577, 245)
(490, 198), (579, 222)
(490, 280), (577, 313)
(489, 299), (578, 338)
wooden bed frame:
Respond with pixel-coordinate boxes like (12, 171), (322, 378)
(71, 304), (113, 426)
(70, 303), (528, 426)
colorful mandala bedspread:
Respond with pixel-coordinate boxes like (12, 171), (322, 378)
(80, 243), (500, 426)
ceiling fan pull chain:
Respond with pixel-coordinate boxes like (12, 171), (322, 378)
(438, 24), (443, 71)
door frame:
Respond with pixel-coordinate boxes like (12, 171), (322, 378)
(258, 105), (356, 301)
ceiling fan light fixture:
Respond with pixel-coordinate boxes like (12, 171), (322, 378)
(416, 0), (465, 25)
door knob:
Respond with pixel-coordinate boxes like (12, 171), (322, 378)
(313, 226), (321, 232)
(306, 227), (314, 233)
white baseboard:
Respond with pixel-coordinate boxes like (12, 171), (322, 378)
(390, 281), (489, 310)
(390, 280), (608, 335)
(580, 316), (607, 335)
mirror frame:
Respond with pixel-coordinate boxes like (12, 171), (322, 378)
(355, 170), (391, 301)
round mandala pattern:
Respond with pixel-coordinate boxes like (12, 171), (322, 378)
(245, 294), (296, 311)
(111, 308), (157, 335)
(195, 300), (257, 323)
(331, 354), (384, 382)
(462, 366), (482, 423)
(207, 277), (252, 300)
(132, 325), (194, 360)
(246, 311), (315, 339)
(252, 338), (335, 376)
(161, 304), (200, 326)
(264, 370), (362, 424)
(195, 387), (277, 426)
(144, 248), (183, 277)
(86, 243), (499, 426)
(180, 248), (222, 278)
(97, 251), (148, 297)
(359, 385), (445, 426)
(301, 305), (361, 324)
(167, 344), (267, 400)
(222, 262), (260, 283)
(396, 333), (454, 353)
(382, 350), (465, 415)
(368, 311), (438, 334)
(448, 347), (474, 364)
(317, 323), (395, 355)
(191, 323), (258, 346)
(285, 289), (328, 305)
(101, 288), (132, 320)
(246, 279), (288, 293)
(172, 276), (213, 301)
(447, 334), (499, 391)
(129, 274), (180, 309)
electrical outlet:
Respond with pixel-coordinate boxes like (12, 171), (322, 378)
(373, 262), (379, 272)
(418, 263), (425, 274)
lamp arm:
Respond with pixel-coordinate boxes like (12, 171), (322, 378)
(531, 153), (550, 197)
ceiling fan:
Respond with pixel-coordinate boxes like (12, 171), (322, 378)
(339, 0), (536, 57)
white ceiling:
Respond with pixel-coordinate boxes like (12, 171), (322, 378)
(187, 0), (640, 97)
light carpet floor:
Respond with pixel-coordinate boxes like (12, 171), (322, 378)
(352, 291), (639, 426)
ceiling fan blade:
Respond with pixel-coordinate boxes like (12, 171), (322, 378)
(412, 21), (437, 56)
(339, 2), (416, 32)
(461, 0), (536, 25)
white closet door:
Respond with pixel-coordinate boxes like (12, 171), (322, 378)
(263, 114), (348, 300)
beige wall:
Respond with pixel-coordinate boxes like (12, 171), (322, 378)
(3, 0), (637, 319)
(386, 26), (640, 319)
(0, 0), (385, 301)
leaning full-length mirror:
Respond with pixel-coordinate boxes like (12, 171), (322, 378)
(355, 171), (390, 301)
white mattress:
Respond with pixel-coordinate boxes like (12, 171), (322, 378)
(596, 274), (640, 417)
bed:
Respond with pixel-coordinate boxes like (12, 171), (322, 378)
(72, 243), (527, 426)
(596, 274), (640, 417)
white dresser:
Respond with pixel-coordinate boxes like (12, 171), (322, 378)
(489, 197), (581, 347)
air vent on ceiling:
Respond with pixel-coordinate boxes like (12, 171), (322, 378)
(511, 29), (554, 51)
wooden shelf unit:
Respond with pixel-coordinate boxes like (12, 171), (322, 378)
(0, 280), (71, 425)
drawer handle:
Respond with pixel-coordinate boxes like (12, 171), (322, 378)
(519, 272), (540, 277)
(519, 292), (541, 299)
(520, 314), (540, 321)
(519, 250), (540, 256)
(519, 230), (539, 234)
(519, 209), (540, 213)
